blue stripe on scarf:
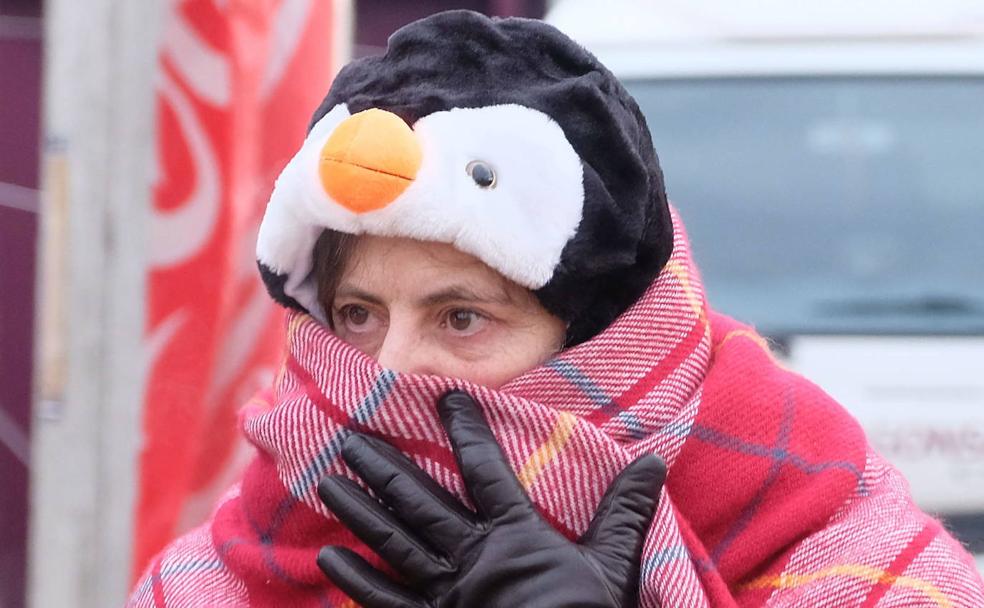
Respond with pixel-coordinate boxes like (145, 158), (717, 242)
(289, 369), (398, 498)
(547, 359), (613, 407)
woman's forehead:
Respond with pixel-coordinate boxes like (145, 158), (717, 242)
(339, 236), (524, 306)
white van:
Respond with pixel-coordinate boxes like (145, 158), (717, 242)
(548, 0), (984, 560)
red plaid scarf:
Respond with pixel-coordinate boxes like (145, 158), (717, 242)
(131, 209), (984, 607)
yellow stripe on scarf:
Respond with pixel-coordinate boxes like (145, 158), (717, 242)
(663, 260), (707, 325)
(714, 329), (771, 355)
(516, 412), (577, 490)
(278, 313), (311, 388)
(713, 329), (789, 370)
(288, 312), (308, 340)
(741, 564), (952, 608)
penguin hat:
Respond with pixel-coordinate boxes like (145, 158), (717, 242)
(256, 10), (672, 346)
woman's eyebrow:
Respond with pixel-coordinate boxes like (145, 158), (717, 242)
(334, 287), (385, 306)
(417, 285), (513, 307)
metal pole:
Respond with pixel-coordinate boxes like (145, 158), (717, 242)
(29, 0), (163, 605)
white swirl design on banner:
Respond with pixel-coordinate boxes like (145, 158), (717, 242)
(161, 5), (231, 106)
(142, 308), (189, 390)
(173, 370), (270, 532)
(205, 284), (275, 404)
(150, 69), (222, 268)
(261, 0), (314, 99)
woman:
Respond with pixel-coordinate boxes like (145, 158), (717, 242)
(129, 10), (984, 608)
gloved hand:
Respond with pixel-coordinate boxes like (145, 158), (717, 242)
(317, 390), (666, 608)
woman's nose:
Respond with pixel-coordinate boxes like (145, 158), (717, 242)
(374, 324), (434, 376)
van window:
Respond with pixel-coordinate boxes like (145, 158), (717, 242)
(627, 77), (984, 336)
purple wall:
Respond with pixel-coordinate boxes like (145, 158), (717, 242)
(0, 2), (42, 607)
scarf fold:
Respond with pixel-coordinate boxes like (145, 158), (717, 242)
(132, 208), (984, 607)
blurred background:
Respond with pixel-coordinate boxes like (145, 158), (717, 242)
(1, 0), (982, 605)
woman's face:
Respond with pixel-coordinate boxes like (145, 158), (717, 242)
(330, 236), (567, 388)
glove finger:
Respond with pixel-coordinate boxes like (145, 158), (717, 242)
(318, 545), (429, 608)
(318, 475), (453, 584)
(580, 453), (666, 568)
(437, 390), (532, 522)
(341, 433), (477, 552)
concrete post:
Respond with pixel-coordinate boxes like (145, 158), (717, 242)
(29, 0), (162, 605)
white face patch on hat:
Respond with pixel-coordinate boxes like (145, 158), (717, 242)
(256, 102), (585, 320)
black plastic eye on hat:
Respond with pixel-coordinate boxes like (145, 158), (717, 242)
(466, 160), (496, 189)
(258, 10), (672, 346)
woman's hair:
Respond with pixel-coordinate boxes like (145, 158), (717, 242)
(313, 229), (359, 328)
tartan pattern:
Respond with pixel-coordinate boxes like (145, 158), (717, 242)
(741, 450), (984, 607)
(129, 487), (249, 608)
(130, 208), (984, 606)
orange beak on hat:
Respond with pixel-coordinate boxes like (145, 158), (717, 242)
(318, 108), (423, 214)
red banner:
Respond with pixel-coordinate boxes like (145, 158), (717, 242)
(136, 0), (341, 578)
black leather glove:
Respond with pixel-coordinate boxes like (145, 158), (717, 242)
(317, 390), (666, 608)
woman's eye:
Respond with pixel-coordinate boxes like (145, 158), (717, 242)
(345, 305), (369, 325)
(443, 309), (488, 336)
(335, 304), (380, 334)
